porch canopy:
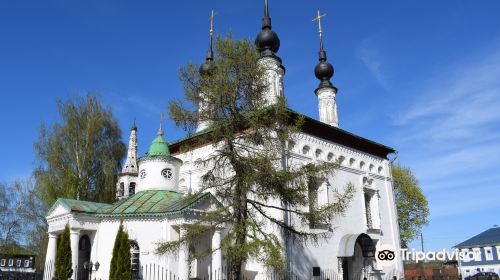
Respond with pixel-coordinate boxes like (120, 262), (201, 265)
(337, 233), (376, 258)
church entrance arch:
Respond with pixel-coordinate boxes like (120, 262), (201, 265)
(77, 234), (91, 280)
(338, 233), (377, 280)
(130, 240), (140, 280)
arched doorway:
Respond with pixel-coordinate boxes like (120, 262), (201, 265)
(130, 240), (140, 280)
(78, 234), (91, 280)
(339, 233), (376, 280)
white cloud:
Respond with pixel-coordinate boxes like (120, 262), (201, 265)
(397, 50), (500, 128)
(356, 38), (390, 89)
(386, 42), (500, 225)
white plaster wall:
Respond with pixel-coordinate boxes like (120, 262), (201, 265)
(137, 157), (182, 193)
(173, 131), (403, 278)
(92, 218), (172, 280)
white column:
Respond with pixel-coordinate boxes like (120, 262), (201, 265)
(258, 57), (285, 106)
(178, 228), (190, 280)
(316, 87), (338, 127)
(44, 232), (57, 280)
(211, 229), (222, 277)
(196, 92), (210, 132)
(70, 229), (80, 280)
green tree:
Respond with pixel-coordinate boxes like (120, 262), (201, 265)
(0, 179), (47, 266)
(109, 222), (132, 280)
(34, 93), (126, 207)
(392, 163), (430, 248)
(54, 224), (72, 280)
(156, 37), (354, 279)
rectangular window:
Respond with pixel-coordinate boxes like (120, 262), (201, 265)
(16, 259), (21, 267)
(129, 182), (136, 196)
(0, 259), (5, 266)
(496, 246), (500, 260)
(8, 259), (13, 266)
(24, 260), (30, 268)
(473, 248), (482, 261)
(308, 181), (318, 213)
(364, 193), (373, 229)
(484, 247), (493, 261)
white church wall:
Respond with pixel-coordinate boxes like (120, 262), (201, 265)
(137, 157), (182, 193)
(172, 131), (402, 277)
(92, 217), (172, 279)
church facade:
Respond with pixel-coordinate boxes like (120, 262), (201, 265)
(44, 2), (403, 280)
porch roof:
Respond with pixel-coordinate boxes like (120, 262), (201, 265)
(50, 190), (213, 218)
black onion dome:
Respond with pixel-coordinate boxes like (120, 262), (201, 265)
(199, 59), (215, 76)
(255, 0), (280, 58)
(255, 28), (280, 56)
(315, 50), (334, 89)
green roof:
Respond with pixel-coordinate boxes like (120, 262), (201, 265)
(50, 199), (109, 214)
(50, 190), (214, 218)
(146, 135), (171, 157)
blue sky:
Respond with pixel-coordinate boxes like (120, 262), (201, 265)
(1, 0), (499, 252)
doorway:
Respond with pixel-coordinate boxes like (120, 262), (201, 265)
(78, 234), (91, 280)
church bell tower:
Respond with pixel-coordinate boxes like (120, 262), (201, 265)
(116, 120), (139, 199)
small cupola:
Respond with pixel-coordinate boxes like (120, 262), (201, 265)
(312, 10), (339, 128)
(313, 10), (336, 93)
(199, 10), (216, 76)
(136, 118), (182, 193)
(255, 0), (281, 60)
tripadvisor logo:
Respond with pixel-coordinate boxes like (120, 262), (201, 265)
(376, 244), (397, 267)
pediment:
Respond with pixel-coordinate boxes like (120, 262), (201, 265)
(46, 203), (70, 219)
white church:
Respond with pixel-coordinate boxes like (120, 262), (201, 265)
(44, 2), (404, 279)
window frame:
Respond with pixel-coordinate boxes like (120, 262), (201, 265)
(129, 182), (136, 196)
(24, 259), (30, 268)
(473, 248), (482, 261)
(484, 246), (493, 261)
(161, 168), (173, 179)
(8, 259), (14, 266)
(0, 259), (5, 266)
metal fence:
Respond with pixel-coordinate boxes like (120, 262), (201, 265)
(0, 270), (44, 280)
(34, 261), (402, 280)
(138, 264), (402, 280)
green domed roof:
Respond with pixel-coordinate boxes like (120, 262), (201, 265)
(146, 135), (170, 157)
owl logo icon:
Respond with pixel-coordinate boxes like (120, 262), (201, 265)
(377, 250), (395, 261)
(376, 244), (397, 267)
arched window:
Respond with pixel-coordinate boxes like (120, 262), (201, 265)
(360, 161), (365, 170)
(302, 145), (310, 155)
(130, 240), (140, 279)
(327, 152), (334, 162)
(315, 149), (323, 159)
(119, 183), (124, 197)
(378, 166), (383, 175)
(308, 178), (330, 229)
(179, 179), (187, 193)
(369, 164), (374, 172)
(338, 156), (345, 164)
(129, 182), (136, 196)
(349, 158), (356, 167)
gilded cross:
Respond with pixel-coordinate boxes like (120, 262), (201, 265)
(209, 10), (216, 37)
(312, 10), (327, 50)
(157, 112), (164, 136)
